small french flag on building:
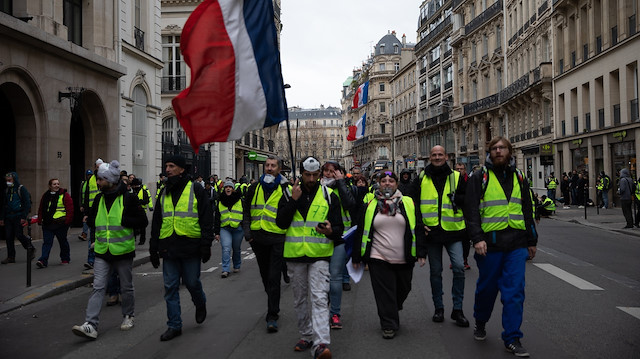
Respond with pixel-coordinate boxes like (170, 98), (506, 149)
(347, 113), (366, 141)
(352, 81), (369, 109)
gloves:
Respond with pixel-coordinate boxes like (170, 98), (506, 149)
(150, 251), (160, 268)
(201, 246), (211, 263)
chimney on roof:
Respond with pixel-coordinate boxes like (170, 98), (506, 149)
(402, 34), (406, 45)
(392, 30), (396, 36)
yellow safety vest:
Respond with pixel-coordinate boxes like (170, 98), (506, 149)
(219, 199), (243, 228)
(361, 197), (416, 257)
(53, 194), (66, 219)
(137, 185), (152, 210)
(542, 198), (556, 211)
(419, 171), (466, 231)
(87, 175), (99, 207)
(480, 170), (526, 232)
(547, 177), (558, 189)
(250, 184), (287, 234)
(160, 181), (201, 239)
(331, 187), (352, 233)
(284, 187), (334, 258)
(94, 195), (135, 255)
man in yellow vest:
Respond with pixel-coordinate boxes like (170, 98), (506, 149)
(544, 172), (558, 202)
(410, 145), (469, 327)
(242, 155), (290, 333)
(72, 160), (148, 340)
(276, 156), (343, 358)
(149, 155), (214, 342)
(464, 137), (537, 357)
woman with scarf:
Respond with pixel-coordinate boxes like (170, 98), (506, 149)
(352, 171), (426, 339)
(35, 178), (74, 268)
(215, 180), (244, 278)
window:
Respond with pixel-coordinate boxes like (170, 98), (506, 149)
(471, 42), (477, 62)
(483, 35), (488, 57)
(380, 63), (386, 71)
(430, 74), (441, 91)
(470, 3), (475, 18)
(394, 44), (399, 54)
(132, 85), (148, 175)
(445, 66), (453, 83)
(496, 26), (502, 47)
(472, 79), (478, 101)
(380, 44), (385, 54)
(380, 102), (386, 112)
(430, 46), (441, 62)
(1, 0), (11, 15)
(63, 0), (82, 45)
(380, 83), (386, 92)
(162, 35), (186, 92)
(496, 69), (502, 91)
(134, 0), (144, 50)
(395, 62), (400, 71)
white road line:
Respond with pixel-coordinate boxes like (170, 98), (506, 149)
(204, 266), (219, 273)
(617, 307), (640, 320)
(244, 253), (256, 260)
(533, 263), (604, 290)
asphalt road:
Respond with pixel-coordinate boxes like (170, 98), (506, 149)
(1, 218), (639, 358)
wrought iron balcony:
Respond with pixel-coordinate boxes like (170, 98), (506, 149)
(134, 27), (145, 51)
(465, 0), (502, 36)
(416, 16), (451, 52)
(162, 76), (186, 93)
(500, 73), (529, 104)
(464, 93), (500, 116)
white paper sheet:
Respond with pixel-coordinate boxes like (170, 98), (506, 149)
(346, 258), (364, 283)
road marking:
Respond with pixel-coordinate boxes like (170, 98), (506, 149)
(204, 266), (219, 273)
(617, 307), (640, 320)
(533, 263), (604, 290)
(244, 253), (256, 260)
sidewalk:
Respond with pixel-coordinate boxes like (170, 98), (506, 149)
(0, 226), (150, 314)
(545, 203), (640, 237)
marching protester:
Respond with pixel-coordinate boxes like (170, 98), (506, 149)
(72, 160), (147, 340)
(276, 156), (343, 358)
(149, 155), (214, 341)
(352, 170), (425, 339)
(215, 180), (244, 278)
(1, 171), (35, 264)
(35, 178), (74, 268)
(464, 137), (537, 357)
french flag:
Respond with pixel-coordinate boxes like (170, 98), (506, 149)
(352, 81), (369, 109)
(347, 113), (366, 141)
(172, 0), (288, 152)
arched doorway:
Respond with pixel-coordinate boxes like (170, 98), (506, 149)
(69, 97), (86, 226)
(0, 90), (16, 175)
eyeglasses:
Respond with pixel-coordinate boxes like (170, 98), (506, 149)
(490, 145), (508, 151)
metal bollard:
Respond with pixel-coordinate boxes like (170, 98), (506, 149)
(26, 220), (33, 287)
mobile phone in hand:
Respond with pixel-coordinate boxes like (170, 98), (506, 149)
(317, 222), (326, 229)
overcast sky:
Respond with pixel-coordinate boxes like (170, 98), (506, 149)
(279, 1), (422, 109)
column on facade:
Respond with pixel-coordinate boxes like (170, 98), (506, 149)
(586, 136), (596, 200)
(587, 0), (596, 58)
(602, 0), (611, 48)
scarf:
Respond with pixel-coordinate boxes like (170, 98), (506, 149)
(375, 189), (403, 216)
(259, 173), (282, 191)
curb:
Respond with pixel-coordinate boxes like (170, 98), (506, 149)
(0, 255), (151, 315)
(549, 216), (640, 238)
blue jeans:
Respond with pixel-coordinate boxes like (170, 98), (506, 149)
(602, 190), (609, 209)
(546, 189), (556, 202)
(220, 226), (243, 272)
(329, 243), (347, 316)
(86, 227), (95, 265)
(427, 241), (465, 310)
(163, 257), (206, 330)
(38, 225), (70, 266)
(473, 248), (528, 345)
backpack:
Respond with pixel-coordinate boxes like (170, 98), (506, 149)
(6, 184), (31, 214)
(604, 175), (612, 190)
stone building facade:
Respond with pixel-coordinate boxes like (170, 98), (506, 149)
(389, 43), (418, 173)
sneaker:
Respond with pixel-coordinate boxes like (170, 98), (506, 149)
(464, 260), (471, 270)
(330, 314), (342, 329)
(578, 205), (585, 209)
(72, 322), (98, 340)
(342, 283), (351, 291)
(506, 339), (530, 357)
(1, 257), (15, 264)
(474, 322), (487, 341)
(221, 272), (229, 278)
(233, 268), (240, 273)
(84, 262), (94, 270)
(382, 329), (396, 339)
(36, 260), (46, 268)
(283, 273), (291, 283)
(120, 315), (134, 331)
(61, 260), (70, 265)
(294, 339), (313, 352)
(78, 233), (87, 241)
(563, 206), (570, 209)
(267, 320), (278, 333)
(313, 343), (331, 359)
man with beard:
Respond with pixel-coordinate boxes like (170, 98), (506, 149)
(149, 155), (214, 341)
(242, 155), (291, 333)
(464, 136), (537, 357)
(410, 145), (469, 328)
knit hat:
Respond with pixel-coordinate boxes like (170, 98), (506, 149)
(97, 160), (121, 184)
(95, 158), (104, 166)
(165, 155), (187, 169)
(223, 180), (234, 188)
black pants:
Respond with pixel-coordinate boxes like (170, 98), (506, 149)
(462, 239), (471, 263)
(368, 258), (414, 331)
(622, 200), (634, 227)
(250, 240), (284, 321)
(4, 217), (33, 259)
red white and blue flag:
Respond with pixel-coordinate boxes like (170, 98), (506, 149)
(347, 113), (366, 141)
(352, 81), (369, 109)
(172, 0), (288, 152)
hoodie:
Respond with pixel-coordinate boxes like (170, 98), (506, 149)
(2, 172), (31, 220)
(619, 168), (634, 201)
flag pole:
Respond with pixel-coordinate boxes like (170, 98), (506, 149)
(283, 84), (295, 178)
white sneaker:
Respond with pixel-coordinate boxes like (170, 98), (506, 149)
(120, 315), (134, 331)
(72, 322), (98, 339)
(578, 205), (585, 208)
(563, 206), (570, 209)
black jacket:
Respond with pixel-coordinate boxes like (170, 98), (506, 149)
(150, 175), (214, 259)
(325, 178), (358, 247)
(409, 164), (467, 244)
(352, 197), (427, 265)
(88, 182), (148, 262)
(464, 155), (538, 252)
(276, 182), (343, 263)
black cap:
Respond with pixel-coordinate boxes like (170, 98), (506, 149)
(165, 155), (187, 169)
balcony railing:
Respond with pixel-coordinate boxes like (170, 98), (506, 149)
(500, 73), (529, 104)
(465, 0), (502, 36)
(464, 93), (500, 115)
(452, 0), (464, 11)
(538, 1), (548, 16)
(430, 57), (440, 68)
(134, 27), (145, 51)
(420, 95), (427, 102)
(430, 87), (441, 97)
(443, 49), (452, 59)
(162, 76), (186, 92)
(444, 80), (453, 90)
(420, 67), (427, 75)
(416, 16), (451, 52)
(542, 126), (552, 135)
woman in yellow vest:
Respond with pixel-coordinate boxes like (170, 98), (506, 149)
(35, 178), (74, 268)
(215, 180), (244, 278)
(352, 171), (426, 339)
(72, 160), (148, 340)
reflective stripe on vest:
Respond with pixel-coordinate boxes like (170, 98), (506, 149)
(284, 187), (333, 258)
(547, 178), (558, 189)
(361, 197), (416, 257)
(88, 175), (99, 207)
(543, 198), (556, 211)
(332, 187), (352, 233)
(219, 199), (243, 228)
(94, 195), (135, 255)
(250, 184), (287, 234)
(480, 170), (526, 232)
(53, 194), (66, 219)
(160, 181), (201, 239)
(419, 171), (465, 231)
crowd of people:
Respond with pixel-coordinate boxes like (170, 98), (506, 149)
(16, 136), (627, 358)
